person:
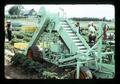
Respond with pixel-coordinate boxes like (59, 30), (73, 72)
(75, 22), (81, 34)
(88, 21), (97, 47)
(103, 23), (109, 42)
(6, 20), (12, 42)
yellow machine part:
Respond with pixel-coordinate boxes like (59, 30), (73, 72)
(14, 42), (50, 50)
(21, 25), (36, 32)
(14, 43), (28, 49)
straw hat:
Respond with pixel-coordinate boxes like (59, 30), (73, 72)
(7, 20), (11, 23)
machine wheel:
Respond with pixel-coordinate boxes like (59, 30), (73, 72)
(71, 67), (93, 79)
(27, 45), (42, 61)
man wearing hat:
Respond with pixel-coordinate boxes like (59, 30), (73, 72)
(6, 20), (12, 42)
(103, 23), (109, 42)
(75, 22), (81, 34)
(88, 21), (97, 47)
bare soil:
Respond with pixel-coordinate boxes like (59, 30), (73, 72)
(5, 38), (39, 79)
(5, 65), (39, 79)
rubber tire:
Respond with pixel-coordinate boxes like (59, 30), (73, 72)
(71, 67), (93, 79)
(27, 45), (42, 61)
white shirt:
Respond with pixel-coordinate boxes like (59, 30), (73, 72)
(88, 26), (96, 36)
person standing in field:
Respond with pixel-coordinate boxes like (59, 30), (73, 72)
(102, 23), (109, 42)
(6, 20), (12, 42)
(88, 21), (97, 47)
(75, 22), (81, 34)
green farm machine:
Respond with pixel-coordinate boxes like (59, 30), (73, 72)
(24, 7), (115, 79)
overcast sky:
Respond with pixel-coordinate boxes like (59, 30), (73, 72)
(5, 4), (114, 19)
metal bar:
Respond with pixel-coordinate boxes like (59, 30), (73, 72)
(95, 57), (98, 70)
(85, 39), (99, 54)
(59, 61), (87, 67)
(98, 63), (115, 72)
(59, 63), (76, 67)
(101, 52), (114, 55)
(98, 22), (103, 71)
(112, 52), (115, 64)
(59, 55), (77, 63)
(76, 61), (81, 79)
(59, 52), (86, 63)
(98, 71), (114, 75)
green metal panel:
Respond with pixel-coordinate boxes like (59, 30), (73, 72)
(50, 43), (61, 52)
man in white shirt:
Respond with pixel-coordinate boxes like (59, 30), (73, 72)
(88, 21), (97, 46)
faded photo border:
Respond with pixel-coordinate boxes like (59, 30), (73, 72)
(0, 0), (120, 82)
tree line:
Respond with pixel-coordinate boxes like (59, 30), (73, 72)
(70, 17), (112, 22)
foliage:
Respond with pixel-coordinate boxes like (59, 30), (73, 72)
(11, 53), (43, 74)
(12, 37), (25, 43)
(42, 71), (58, 79)
(11, 53), (27, 66)
(12, 27), (21, 31)
(13, 31), (24, 37)
(8, 5), (25, 16)
(12, 30), (33, 43)
(24, 33), (33, 37)
(70, 17), (112, 22)
(16, 34), (24, 39)
(23, 36), (31, 42)
(10, 52), (72, 79)
(42, 70), (71, 79)
(22, 59), (43, 73)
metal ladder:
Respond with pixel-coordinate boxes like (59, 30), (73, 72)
(57, 19), (95, 67)
(60, 19), (88, 53)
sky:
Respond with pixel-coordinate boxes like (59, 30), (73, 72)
(5, 4), (115, 19)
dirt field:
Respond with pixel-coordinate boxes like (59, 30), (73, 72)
(4, 38), (39, 79)
(5, 65), (40, 79)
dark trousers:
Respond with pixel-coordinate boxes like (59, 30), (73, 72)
(103, 32), (107, 41)
(7, 29), (12, 41)
(89, 34), (96, 47)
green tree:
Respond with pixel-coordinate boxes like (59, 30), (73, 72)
(102, 17), (106, 21)
(8, 5), (25, 16)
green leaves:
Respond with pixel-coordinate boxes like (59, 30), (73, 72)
(11, 53), (26, 65)
(11, 53), (43, 74)
(8, 5), (25, 16)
